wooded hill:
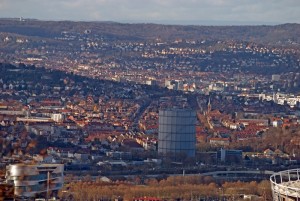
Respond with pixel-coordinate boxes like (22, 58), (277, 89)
(0, 19), (300, 45)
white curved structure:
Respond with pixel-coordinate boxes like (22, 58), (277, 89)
(270, 169), (300, 200)
(158, 108), (196, 158)
(6, 164), (64, 198)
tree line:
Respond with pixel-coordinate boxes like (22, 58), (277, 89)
(59, 175), (272, 201)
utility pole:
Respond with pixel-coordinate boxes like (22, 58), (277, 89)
(46, 171), (50, 201)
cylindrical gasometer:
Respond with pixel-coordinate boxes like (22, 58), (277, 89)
(158, 108), (196, 158)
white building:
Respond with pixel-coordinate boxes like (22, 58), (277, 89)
(272, 74), (281, 81)
(6, 163), (64, 199)
(51, 113), (65, 122)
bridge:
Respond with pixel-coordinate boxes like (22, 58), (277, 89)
(199, 170), (275, 181)
(69, 170), (275, 182)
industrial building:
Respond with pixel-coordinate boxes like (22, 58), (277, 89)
(217, 149), (243, 164)
(270, 169), (300, 200)
(5, 163), (64, 199)
(158, 108), (196, 158)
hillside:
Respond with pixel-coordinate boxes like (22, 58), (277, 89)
(0, 19), (300, 45)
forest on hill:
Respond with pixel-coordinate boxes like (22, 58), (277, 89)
(0, 19), (300, 45)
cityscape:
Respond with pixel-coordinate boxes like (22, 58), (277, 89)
(1, 1), (300, 201)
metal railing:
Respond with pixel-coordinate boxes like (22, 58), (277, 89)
(270, 169), (300, 201)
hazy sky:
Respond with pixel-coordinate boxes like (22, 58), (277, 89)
(0, 0), (299, 25)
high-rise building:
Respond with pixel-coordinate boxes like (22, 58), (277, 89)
(158, 108), (196, 158)
(6, 163), (64, 199)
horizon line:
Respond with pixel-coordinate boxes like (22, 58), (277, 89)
(0, 17), (299, 26)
